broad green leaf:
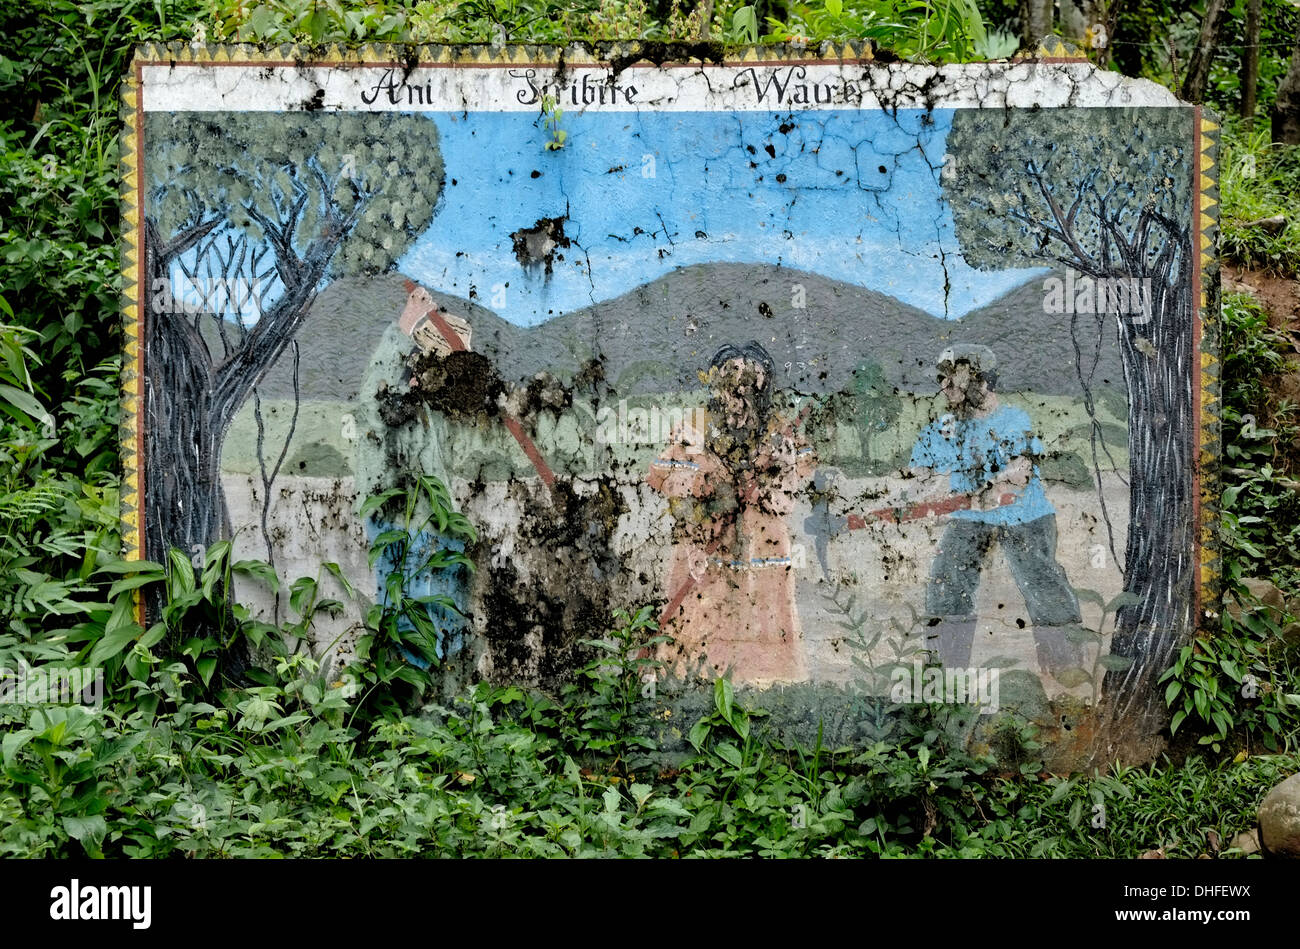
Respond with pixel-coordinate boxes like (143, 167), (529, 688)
(687, 719), (710, 750)
(196, 657), (218, 687)
(715, 742), (742, 767)
(233, 559), (280, 594)
(94, 559), (166, 575)
(714, 676), (734, 726)
(62, 815), (107, 844)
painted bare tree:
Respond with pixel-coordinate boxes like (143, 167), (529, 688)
(142, 112), (444, 570)
(943, 107), (1200, 734)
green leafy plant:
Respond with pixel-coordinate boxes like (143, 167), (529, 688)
(761, 0), (993, 62)
(729, 4), (759, 43)
(1160, 586), (1300, 754)
(559, 604), (668, 769)
(687, 676), (764, 765)
(0, 319), (54, 436)
(540, 92), (567, 150)
(353, 473), (477, 719)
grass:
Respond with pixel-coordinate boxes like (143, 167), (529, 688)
(1219, 120), (1300, 276)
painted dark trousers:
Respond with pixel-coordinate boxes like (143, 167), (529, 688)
(923, 514), (1083, 675)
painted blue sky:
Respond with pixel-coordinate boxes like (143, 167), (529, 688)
(398, 108), (1045, 326)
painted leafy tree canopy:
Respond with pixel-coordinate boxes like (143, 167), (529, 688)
(944, 106), (1198, 729)
(142, 111), (444, 566)
(944, 109), (1192, 275)
(146, 111), (443, 279)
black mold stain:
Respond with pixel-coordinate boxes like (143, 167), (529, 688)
(380, 349), (506, 425)
(510, 216), (572, 276)
(571, 356), (608, 398)
(522, 372), (573, 420)
(373, 339), (633, 689)
(605, 39), (726, 76)
(478, 478), (628, 685)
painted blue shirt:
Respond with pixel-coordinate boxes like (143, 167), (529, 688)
(908, 405), (1054, 526)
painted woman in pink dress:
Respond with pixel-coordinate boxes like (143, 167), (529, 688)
(647, 341), (815, 686)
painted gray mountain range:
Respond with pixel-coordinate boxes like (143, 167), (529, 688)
(249, 262), (1127, 406)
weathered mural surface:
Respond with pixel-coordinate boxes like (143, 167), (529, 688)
(121, 43), (1221, 766)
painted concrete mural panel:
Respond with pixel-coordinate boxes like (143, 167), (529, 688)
(120, 44), (1221, 765)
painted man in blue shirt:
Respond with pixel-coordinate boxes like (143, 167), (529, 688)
(908, 345), (1083, 680)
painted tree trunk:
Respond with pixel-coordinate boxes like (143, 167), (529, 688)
(143, 226), (227, 568)
(1101, 240), (1197, 731)
(142, 222), (328, 580)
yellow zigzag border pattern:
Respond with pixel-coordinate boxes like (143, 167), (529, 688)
(118, 66), (147, 623)
(1197, 109), (1223, 629)
(128, 40), (878, 67)
(125, 37), (1102, 68)
(1030, 36), (1089, 60)
(119, 74), (143, 553)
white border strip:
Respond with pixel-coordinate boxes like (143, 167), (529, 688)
(141, 61), (1183, 113)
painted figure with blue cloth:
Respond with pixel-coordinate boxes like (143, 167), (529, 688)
(907, 345), (1083, 679)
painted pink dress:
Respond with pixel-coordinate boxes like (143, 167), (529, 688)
(647, 412), (814, 685)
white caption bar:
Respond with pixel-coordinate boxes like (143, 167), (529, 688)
(141, 61), (1183, 113)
